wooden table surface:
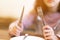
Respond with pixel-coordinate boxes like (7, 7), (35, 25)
(0, 29), (10, 40)
(0, 18), (16, 40)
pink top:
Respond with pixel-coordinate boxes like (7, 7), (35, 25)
(21, 12), (60, 36)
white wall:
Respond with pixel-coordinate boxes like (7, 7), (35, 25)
(0, 0), (36, 19)
(0, 0), (24, 18)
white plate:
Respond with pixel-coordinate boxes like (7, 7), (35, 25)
(10, 36), (44, 40)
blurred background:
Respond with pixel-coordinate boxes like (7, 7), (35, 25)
(0, 0), (24, 40)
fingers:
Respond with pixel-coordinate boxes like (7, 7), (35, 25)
(15, 25), (23, 36)
(9, 26), (21, 36)
(43, 30), (52, 40)
(16, 23), (23, 31)
(9, 21), (23, 36)
(43, 25), (54, 34)
(9, 26), (17, 36)
(43, 25), (55, 40)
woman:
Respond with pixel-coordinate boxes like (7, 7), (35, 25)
(9, 0), (60, 40)
(40, 0), (60, 40)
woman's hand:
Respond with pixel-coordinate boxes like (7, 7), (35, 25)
(43, 25), (59, 40)
(8, 20), (23, 37)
